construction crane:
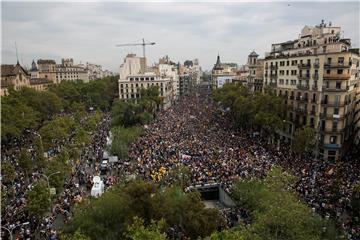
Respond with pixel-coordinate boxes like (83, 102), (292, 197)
(116, 38), (155, 59)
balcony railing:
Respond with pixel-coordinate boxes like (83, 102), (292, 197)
(298, 63), (311, 68)
(322, 86), (349, 92)
(310, 110), (316, 115)
(323, 73), (350, 79)
(298, 74), (310, 80)
(289, 96), (294, 100)
(270, 65), (278, 70)
(324, 63), (351, 68)
(321, 100), (345, 107)
(269, 82), (277, 87)
(297, 84), (310, 90)
(311, 98), (317, 103)
(313, 63), (320, 68)
(294, 107), (307, 114)
(312, 85), (318, 91)
(321, 128), (344, 134)
(313, 74), (319, 80)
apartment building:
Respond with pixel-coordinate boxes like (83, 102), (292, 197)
(118, 54), (173, 110)
(158, 56), (180, 101)
(263, 20), (360, 161)
(37, 59), (57, 83)
(235, 51), (264, 92)
(56, 58), (89, 83)
(211, 54), (237, 89)
(1, 62), (52, 96)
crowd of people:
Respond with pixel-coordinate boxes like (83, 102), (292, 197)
(128, 89), (360, 239)
(2, 86), (359, 239)
(1, 112), (112, 240)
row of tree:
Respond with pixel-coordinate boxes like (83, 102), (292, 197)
(1, 77), (118, 221)
(212, 83), (316, 155)
(109, 86), (162, 159)
(61, 168), (340, 240)
(62, 179), (222, 240)
(1, 76), (118, 142)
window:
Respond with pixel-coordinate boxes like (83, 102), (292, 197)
(326, 69), (331, 74)
(286, 70), (289, 75)
(336, 82), (341, 89)
(332, 121), (338, 130)
(337, 69), (343, 74)
(338, 57), (344, 65)
(286, 61), (289, 66)
(327, 58), (332, 64)
(334, 108), (339, 115)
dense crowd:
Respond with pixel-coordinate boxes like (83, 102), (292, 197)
(2, 87), (359, 239)
(128, 90), (360, 239)
(1, 112), (112, 240)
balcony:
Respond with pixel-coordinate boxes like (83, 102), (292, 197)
(321, 128), (344, 134)
(312, 85), (318, 91)
(321, 100), (345, 107)
(298, 63), (311, 69)
(313, 74), (319, 80)
(270, 65), (278, 70)
(294, 107), (307, 114)
(299, 97), (309, 102)
(310, 110), (316, 115)
(298, 74), (310, 80)
(322, 86), (349, 92)
(297, 84), (310, 90)
(324, 63), (351, 68)
(289, 96), (294, 100)
(311, 98), (317, 103)
(269, 82), (277, 87)
(313, 63), (320, 68)
(323, 73), (350, 79)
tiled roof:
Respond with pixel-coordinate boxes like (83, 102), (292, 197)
(1, 65), (17, 77)
(37, 59), (56, 64)
(30, 78), (52, 85)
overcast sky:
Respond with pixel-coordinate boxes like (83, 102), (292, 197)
(1, 1), (359, 71)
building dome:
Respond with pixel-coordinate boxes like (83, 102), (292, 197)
(248, 50), (259, 57)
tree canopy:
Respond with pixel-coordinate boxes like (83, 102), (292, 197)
(63, 180), (222, 240)
(212, 83), (287, 137)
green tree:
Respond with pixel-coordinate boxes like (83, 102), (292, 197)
(34, 136), (46, 170)
(110, 126), (143, 159)
(111, 100), (144, 127)
(60, 229), (91, 240)
(18, 148), (33, 177)
(39, 116), (77, 150)
(1, 97), (40, 141)
(232, 168), (339, 240)
(127, 217), (166, 240)
(293, 126), (316, 155)
(64, 181), (222, 240)
(25, 180), (50, 219)
(153, 187), (222, 239)
(1, 162), (16, 184)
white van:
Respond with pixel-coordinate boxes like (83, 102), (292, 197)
(91, 176), (104, 198)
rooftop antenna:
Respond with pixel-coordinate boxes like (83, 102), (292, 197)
(15, 41), (19, 64)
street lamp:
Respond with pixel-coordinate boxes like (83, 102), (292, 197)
(1, 222), (29, 240)
(283, 120), (294, 147)
(34, 171), (61, 211)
